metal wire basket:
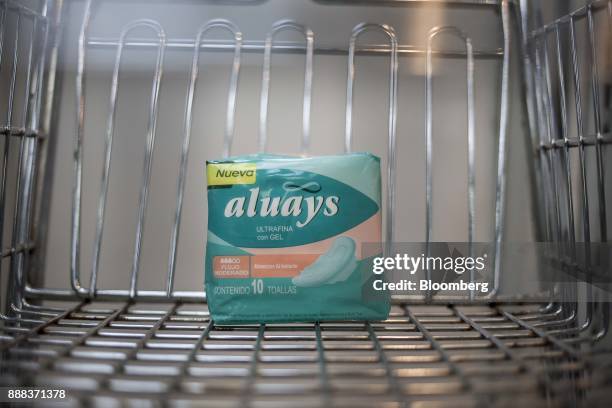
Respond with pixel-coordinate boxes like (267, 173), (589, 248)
(1, 0), (611, 406)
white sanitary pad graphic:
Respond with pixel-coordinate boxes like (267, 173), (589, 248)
(292, 236), (357, 287)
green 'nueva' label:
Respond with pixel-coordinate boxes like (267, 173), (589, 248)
(207, 168), (378, 247)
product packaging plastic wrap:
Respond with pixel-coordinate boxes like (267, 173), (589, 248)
(205, 153), (389, 323)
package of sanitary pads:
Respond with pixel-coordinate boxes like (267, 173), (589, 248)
(205, 153), (389, 323)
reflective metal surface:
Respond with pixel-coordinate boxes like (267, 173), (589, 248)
(3, 301), (612, 406)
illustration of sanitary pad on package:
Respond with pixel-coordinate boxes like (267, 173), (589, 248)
(205, 153), (390, 323)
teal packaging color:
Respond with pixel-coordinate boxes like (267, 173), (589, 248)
(205, 153), (390, 323)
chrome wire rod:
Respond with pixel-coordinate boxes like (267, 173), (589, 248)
(87, 37), (504, 59)
(501, 308), (583, 359)
(166, 319), (215, 394)
(365, 321), (404, 404)
(1, 11), (21, 311)
(0, 1), (6, 299)
(24, 285), (206, 302)
(84, 18), (166, 298)
(117, 21), (165, 299)
(166, 19), (242, 296)
(1, 242), (35, 258)
(425, 25), (474, 301)
(258, 20), (314, 154)
(454, 306), (560, 392)
(17, 4), (51, 308)
(538, 37), (564, 249)
(488, 0), (511, 299)
(0, 301), (85, 352)
(404, 305), (472, 392)
(71, 0), (92, 296)
(586, 5), (607, 243)
(533, 29), (566, 311)
(528, 0), (610, 332)
(9, 10), (40, 311)
(0, 1), (49, 313)
(0, 9), (18, 272)
(345, 22), (398, 251)
(569, 16), (595, 333)
(533, 38), (564, 305)
(529, 0), (608, 37)
(554, 25), (577, 259)
(314, 322), (331, 405)
(241, 324), (266, 406)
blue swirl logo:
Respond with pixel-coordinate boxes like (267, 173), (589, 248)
(282, 181), (322, 194)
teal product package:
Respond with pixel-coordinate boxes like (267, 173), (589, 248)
(205, 153), (390, 323)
